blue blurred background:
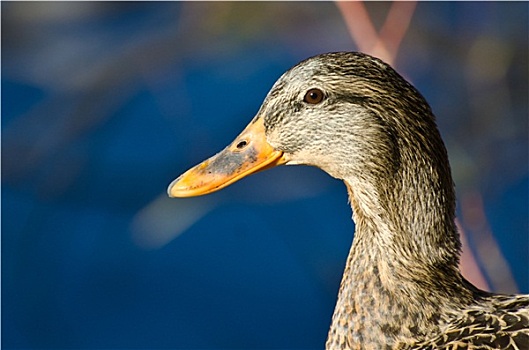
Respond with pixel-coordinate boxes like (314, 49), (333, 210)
(2, 2), (527, 349)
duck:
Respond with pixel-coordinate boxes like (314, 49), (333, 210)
(167, 52), (529, 349)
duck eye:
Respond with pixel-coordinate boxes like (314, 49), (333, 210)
(304, 88), (324, 104)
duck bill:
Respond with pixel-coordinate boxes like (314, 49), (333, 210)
(167, 118), (286, 198)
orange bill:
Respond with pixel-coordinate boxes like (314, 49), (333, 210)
(167, 117), (286, 197)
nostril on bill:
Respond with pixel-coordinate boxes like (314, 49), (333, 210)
(236, 140), (248, 150)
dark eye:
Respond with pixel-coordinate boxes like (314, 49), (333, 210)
(304, 88), (324, 104)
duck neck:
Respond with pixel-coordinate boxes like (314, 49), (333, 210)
(326, 164), (473, 348)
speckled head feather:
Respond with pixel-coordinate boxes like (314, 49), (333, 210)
(169, 52), (529, 349)
(261, 53), (446, 191)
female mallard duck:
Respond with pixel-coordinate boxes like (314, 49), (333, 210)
(167, 52), (529, 349)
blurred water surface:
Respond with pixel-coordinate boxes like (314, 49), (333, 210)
(2, 2), (527, 349)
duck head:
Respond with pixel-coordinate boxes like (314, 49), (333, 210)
(168, 52), (452, 215)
